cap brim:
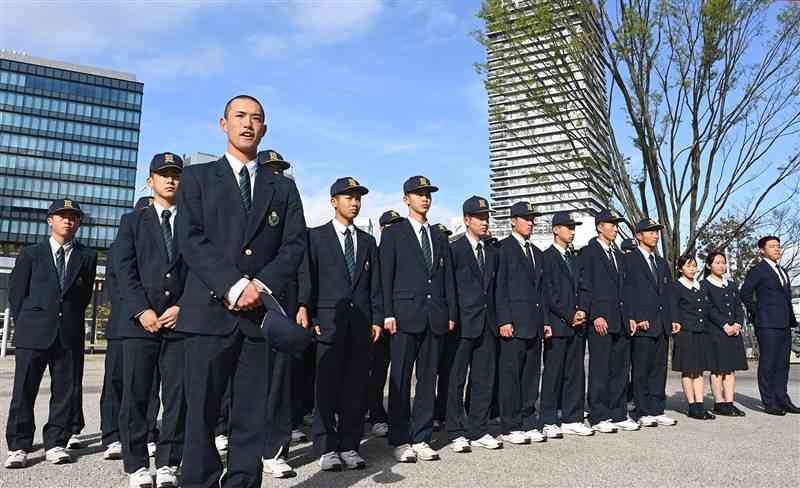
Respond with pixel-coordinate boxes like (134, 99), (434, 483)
(513, 212), (544, 218)
(152, 164), (183, 173)
(597, 217), (625, 224)
(466, 208), (494, 215)
(406, 185), (439, 194)
(49, 208), (83, 216)
(637, 224), (663, 232)
(263, 161), (291, 170)
(333, 186), (369, 197)
(554, 220), (582, 226)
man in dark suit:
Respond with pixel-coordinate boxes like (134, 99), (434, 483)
(5, 199), (97, 468)
(116, 153), (188, 488)
(540, 212), (594, 438)
(380, 176), (456, 463)
(577, 209), (638, 433)
(623, 218), (680, 428)
(175, 95), (306, 488)
(297, 177), (383, 471)
(740, 235), (800, 415)
(495, 201), (548, 445)
(100, 241), (124, 461)
(445, 196), (503, 453)
(366, 210), (404, 438)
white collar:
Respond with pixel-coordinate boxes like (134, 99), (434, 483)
(764, 258), (782, 269)
(465, 232), (482, 250)
(596, 238), (613, 252)
(331, 218), (355, 236)
(511, 231), (532, 247)
(225, 152), (257, 174)
(49, 236), (73, 254)
(552, 242), (568, 256)
(638, 245), (653, 260)
(678, 276), (700, 290)
(706, 274), (729, 288)
(152, 201), (177, 219)
(408, 217), (429, 235)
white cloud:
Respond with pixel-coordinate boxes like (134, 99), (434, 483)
(134, 44), (227, 82)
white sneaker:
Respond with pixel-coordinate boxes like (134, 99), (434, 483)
(562, 422), (594, 436)
(615, 418), (641, 431)
(411, 442), (439, 461)
(450, 436), (472, 453)
(66, 434), (83, 450)
(470, 434), (503, 450)
(263, 456), (295, 478)
(524, 429), (546, 443)
(214, 435), (228, 453)
(319, 451), (342, 471)
(339, 450), (366, 469)
(542, 424), (563, 439)
(147, 442), (157, 457)
(655, 414), (677, 426)
(291, 429), (308, 443)
(592, 420), (618, 434)
(4, 450), (27, 469)
(155, 466), (179, 488)
(371, 422), (389, 437)
(393, 444), (417, 463)
(129, 467), (153, 488)
(45, 446), (72, 464)
(638, 415), (658, 427)
(501, 431), (531, 445)
(103, 441), (122, 460)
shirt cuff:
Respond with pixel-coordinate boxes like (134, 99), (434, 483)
(384, 317), (396, 325)
(226, 278), (250, 308)
(252, 278), (272, 295)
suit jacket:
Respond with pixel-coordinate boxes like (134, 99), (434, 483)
(114, 206), (187, 339)
(703, 278), (744, 333)
(670, 282), (708, 333)
(379, 219), (456, 335)
(577, 237), (628, 334)
(298, 221), (383, 343)
(174, 157), (307, 338)
(450, 235), (498, 339)
(542, 245), (584, 337)
(104, 241), (125, 341)
(739, 260), (797, 329)
(495, 235), (545, 339)
(623, 249), (674, 336)
(9, 240), (97, 349)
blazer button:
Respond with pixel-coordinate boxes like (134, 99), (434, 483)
(427, 279), (432, 284)
(243, 274), (251, 280)
(484, 304), (488, 309)
(697, 308), (701, 312)
(349, 302), (354, 308)
(244, 249), (253, 256)
(165, 290), (171, 297)
(165, 273), (171, 279)
(699, 318), (703, 322)
(58, 312), (63, 318)
(426, 294), (431, 299)
(536, 303), (540, 308)
(209, 290), (215, 296)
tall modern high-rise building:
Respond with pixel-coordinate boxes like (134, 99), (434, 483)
(485, 0), (610, 245)
(0, 51), (142, 254)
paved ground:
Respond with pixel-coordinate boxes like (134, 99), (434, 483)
(1, 355), (799, 488)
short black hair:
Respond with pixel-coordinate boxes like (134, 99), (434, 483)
(675, 252), (697, 278)
(703, 250), (727, 277)
(757, 235), (780, 249)
(223, 95), (265, 119)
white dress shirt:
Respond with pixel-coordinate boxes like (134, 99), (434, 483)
(638, 245), (656, 274)
(511, 231), (535, 267)
(597, 237), (618, 270)
(152, 201), (177, 234)
(49, 236), (74, 269)
(465, 233), (483, 263)
(408, 217), (433, 260)
(764, 258), (789, 286)
(706, 274), (729, 288)
(678, 276), (700, 291)
(331, 218), (357, 257)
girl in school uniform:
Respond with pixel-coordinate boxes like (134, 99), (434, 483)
(702, 250), (748, 417)
(671, 254), (715, 419)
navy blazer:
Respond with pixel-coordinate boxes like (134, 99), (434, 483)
(298, 221), (383, 343)
(495, 235), (546, 339)
(9, 240), (97, 349)
(175, 157), (307, 338)
(739, 260), (797, 329)
(379, 219), (456, 336)
(623, 249), (674, 336)
(670, 282), (708, 333)
(450, 235), (498, 339)
(104, 241), (125, 341)
(703, 278), (744, 333)
(114, 205), (187, 339)
(542, 245), (584, 337)
(577, 237), (628, 334)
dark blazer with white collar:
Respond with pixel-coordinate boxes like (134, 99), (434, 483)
(379, 218), (456, 335)
(495, 235), (545, 339)
(174, 157), (307, 338)
(542, 244), (583, 337)
(622, 248), (674, 336)
(298, 221), (383, 343)
(114, 205), (187, 339)
(9, 240), (97, 349)
(450, 235), (499, 339)
(577, 237), (628, 334)
(740, 260), (797, 329)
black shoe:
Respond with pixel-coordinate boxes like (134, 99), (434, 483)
(702, 409), (716, 420)
(730, 404), (746, 417)
(713, 403), (736, 416)
(782, 402), (800, 414)
(687, 404), (704, 420)
(764, 406), (787, 416)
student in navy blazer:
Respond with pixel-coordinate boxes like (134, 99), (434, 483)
(175, 96), (307, 488)
(380, 176), (456, 463)
(444, 196), (503, 453)
(623, 218), (680, 427)
(495, 202), (548, 444)
(115, 153), (188, 487)
(540, 212), (594, 438)
(740, 236), (800, 415)
(5, 199), (97, 468)
(298, 177), (383, 471)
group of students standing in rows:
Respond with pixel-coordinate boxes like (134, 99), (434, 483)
(4, 95), (798, 488)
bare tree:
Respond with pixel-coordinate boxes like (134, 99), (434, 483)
(476, 0), (800, 265)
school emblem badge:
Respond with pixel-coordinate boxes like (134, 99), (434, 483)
(268, 210), (280, 227)
(64, 199), (73, 209)
(419, 176), (429, 186)
(164, 153), (174, 163)
(478, 199), (487, 208)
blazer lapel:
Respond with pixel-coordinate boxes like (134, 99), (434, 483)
(637, 251), (657, 289)
(61, 244), (85, 295)
(214, 158), (247, 224)
(462, 238), (483, 282)
(403, 220), (430, 273)
(484, 244), (496, 291)
(144, 207), (170, 265)
(324, 222), (350, 283)
(245, 166), (275, 246)
(41, 242), (60, 289)
(595, 240), (618, 282)
(352, 230), (368, 287)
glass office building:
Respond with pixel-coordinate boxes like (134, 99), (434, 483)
(0, 51), (142, 252)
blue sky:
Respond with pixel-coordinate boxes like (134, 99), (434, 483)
(1, 1), (489, 229)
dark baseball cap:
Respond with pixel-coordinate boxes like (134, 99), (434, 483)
(552, 211), (582, 227)
(594, 208), (625, 225)
(510, 201), (542, 218)
(634, 218), (663, 233)
(463, 195), (492, 215)
(149, 152), (183, 173)
(330, 177), (369, 197)
(379, 210), (403, 227)
(257, 149), (291, 171)
(48, 198), (83, 217)
(403, 175), (438, 194)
